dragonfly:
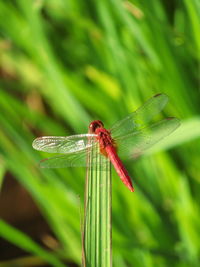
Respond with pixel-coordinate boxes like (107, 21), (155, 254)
(32, 93), (180, 192)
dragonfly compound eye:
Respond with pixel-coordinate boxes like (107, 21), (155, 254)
(89, 120), (104, 133)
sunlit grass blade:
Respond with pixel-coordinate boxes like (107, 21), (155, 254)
(83, 138), (112, 267)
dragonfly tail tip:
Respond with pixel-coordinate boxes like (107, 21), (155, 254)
(128, 186), (134, 192)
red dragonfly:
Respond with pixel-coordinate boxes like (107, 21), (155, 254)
(32, 94), (180, 192)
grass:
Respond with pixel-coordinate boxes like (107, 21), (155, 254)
(83, 138), (112, 266)
(0, 0), (199, 266)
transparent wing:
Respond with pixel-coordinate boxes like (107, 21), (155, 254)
(110, 94), (169, 138)
(32, 134), (97, 153)
(39, 143), (109, 168)
(115, 117), (180, 160)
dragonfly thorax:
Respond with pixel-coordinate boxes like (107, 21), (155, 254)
(89, 120), (115, 156)
(96, 127), (115, 151)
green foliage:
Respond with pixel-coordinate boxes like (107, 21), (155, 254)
(0, 220), (65, 267)
(0, 0), (199, 266)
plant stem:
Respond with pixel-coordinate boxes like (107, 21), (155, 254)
(82, 140), (112, 267)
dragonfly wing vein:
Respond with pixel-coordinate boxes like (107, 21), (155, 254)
(32, 134), (97, 153)
(39, 144), (109, 168)
(116, 117), (180, 160)
(111, 94), (169, 138)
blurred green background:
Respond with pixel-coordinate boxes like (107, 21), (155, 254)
(0, 0), (199, 266)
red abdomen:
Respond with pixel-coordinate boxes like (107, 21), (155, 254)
(105, 145), (134, 192)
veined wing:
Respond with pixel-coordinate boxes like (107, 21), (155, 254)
(110, 94), (169, 138)
(39, 143), (109, 168)
(32, 134), (97, 153)
(115, 117), (180, 160)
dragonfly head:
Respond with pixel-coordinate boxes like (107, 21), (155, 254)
(89, 120), (104, 133)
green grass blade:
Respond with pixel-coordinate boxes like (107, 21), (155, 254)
(83, 141), (112, 267)
(0, 220), (66, 267)
(145, 117), (200, 154)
